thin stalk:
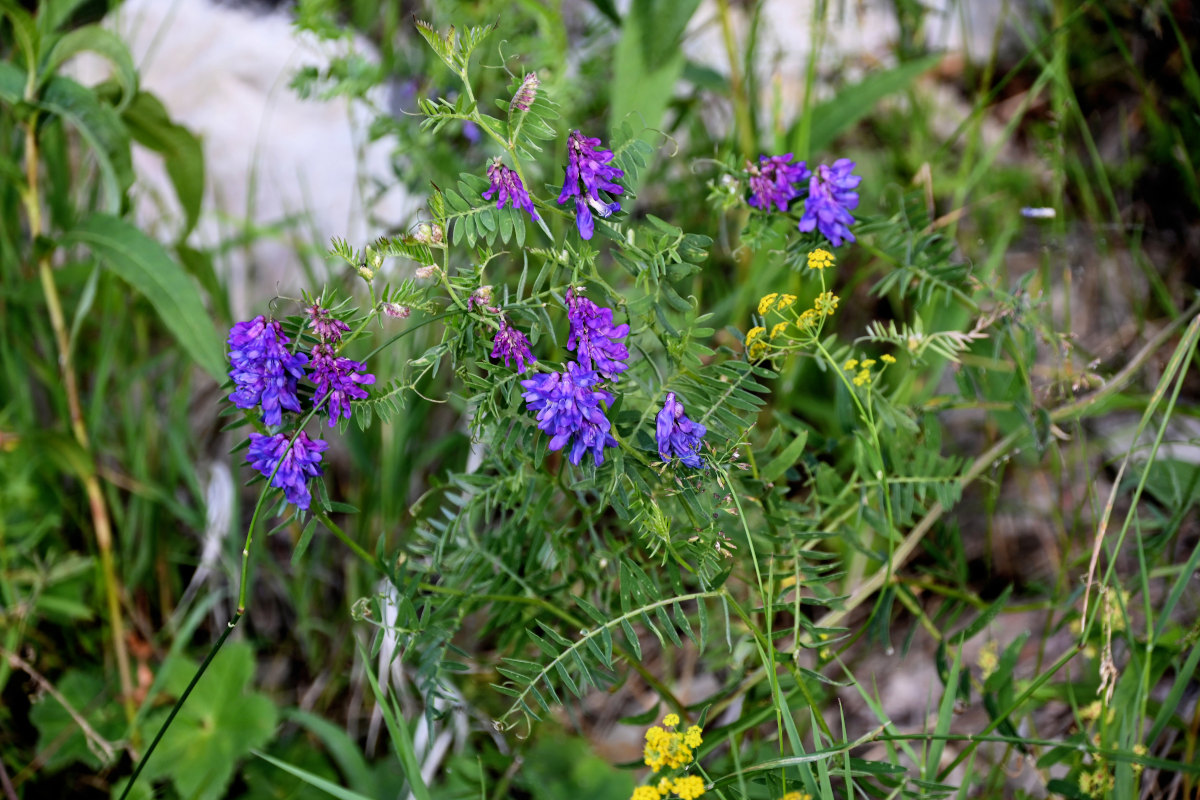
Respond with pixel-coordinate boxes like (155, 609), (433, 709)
(22, 115), (135, 723)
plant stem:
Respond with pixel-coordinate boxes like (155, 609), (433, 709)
(22, 116), (135, 724)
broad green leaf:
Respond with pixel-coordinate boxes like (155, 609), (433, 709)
(121, 90), (205, 236)
(39, 73), (133, 212)
(136, 642), (279, 800)
(792, 54), (943, 156)
(40, 25), (138, 110)
(62, 214), (226, 382)
(29, 669), (122, 772)
(610, 6), (685, 157)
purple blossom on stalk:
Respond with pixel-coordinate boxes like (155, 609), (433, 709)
(483, 158), (539, 221)
(798, 159), (862, 247)
(556, 130), (624, 240)
(309, 343), (377, 427)
(510, 72), (540, 113)
(521, 362), (618, 467)
(246, 431), (328, 510)
(227, 316), (308, 426)
(655, 392), (707, 469)
(747, 153), (810, 212)
(306, 304), (350, 342)
(566, 288), (629, 382)
(491, 316), (536, 374)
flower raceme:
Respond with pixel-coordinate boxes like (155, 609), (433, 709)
(490, 316), (536, 374)
(309, 343), (376, 427)
(483, 158), (539, 221)
(246, 431), (327, 511)
(557, 130), (624, 240)
(798, 158), (861, 247)
(656, 392), (706, 468)
(228, 316), (308, 426)
(565, 287), (630, 381)
(521, 362), (618, 466)
(747, 153), (809, 212)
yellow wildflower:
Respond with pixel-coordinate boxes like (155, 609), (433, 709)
(797, 309), (818, 329)
(1079, 765), (1113, 798)
(771, 322), (788, 339)
(684, 725), (703, 748)
(807, 248), (834, 270)
(662, 713), (680, 727)
(978, 640), (998, 681)
(813, 291), (839, 316)
(657, 778), (674, 795)
(631, 787), (661, 800)
(1080, 701), (1103, 723)
(1132, 743), (1147, 777)
(860, 359), (876, 369)
(880, 353), (896, 364)
(671, 775), (706, 800)
(853, 369), (872, 387)
(781, 792), (813, 800)
(746, 326), (765, 343)
(757, 293), (779, 315)
(643, 724), (696, 772)
(775, 293), (797, 311)
(843, 358), (858, 371)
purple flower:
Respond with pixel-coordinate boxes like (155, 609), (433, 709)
(227, 316), (308, 427)
(510, 72), (540, 113)
(557, 130), (624, 240)
(747, 153), (810, 212)
(309, 343), (376, 427)
(246, 431), (328, 510)
(491, 316), (536, 374)
(655, 392), (707, 469)
(798, 159), (861, 247)
(566, 288), (629, 382)
(306, 304), (350, 342)
(521, 362), (618, 467)
(484, 158), (539, 221)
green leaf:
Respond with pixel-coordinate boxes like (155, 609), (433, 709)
(62, 213), (226, 382)
(29, 669), (122, 772)
(252, 750), (376, 800)
(610, 6), (685, 154)
(136, 642), (279, 800)
(792, 54), (943, 155)
(951, 584), (1012, 646)
(40, 25), (138, 110)
(121, 90), (205, 236)
(761, 429), (809, 483)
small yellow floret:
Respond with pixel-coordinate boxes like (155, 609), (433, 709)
(797, 309), (818, 329)
(671, 775), (706, 800)
(757, 293), (779, 315)
(814, 291), (839, 316)
(781, 792), (813, 800)
(807, 248), (834, 270)
(771, 322), (788, 339)
(978, 640), (999, 681)
(746, 326), (765, 343)
(775, 293), (797, 311)
(684, 725), (703, 748)
(631, 787), (661, 800)
(843, 358), (858, 371)
(860, 359), (876, 369)
(880, 353), (896, 364)
(853, 369), (872, 387)
(662, 713), (680, 727)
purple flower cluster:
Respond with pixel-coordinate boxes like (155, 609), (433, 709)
(228, 316), (308, 426)
(484, 159), (539, 221)
(747, 153), (810, 212)
(655, 392), (707, 469)
(491, 316), (536, 374)
(521, 362), (618, 467)
(310, 343), (377, 427)
(307, 303), (350, 342)
(797, 159), (862, 247)
(247, 431), (327, 510)
(746, 154), (862, 247)
(557, 130), (624, 240)
(566, 288), (630, 382)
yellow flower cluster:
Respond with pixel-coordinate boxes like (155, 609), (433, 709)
(632, 716), (706, 800)
(807, 248), (835, 270)
(843, 354), (897, 387)
(643, 717), (703, 772)
(745, 327), (768, 360)
(781, 792), (813, 800)
(758, 292), (798, 315)
(1079, 765), (1113, 798)
(771, 322), (788, 339)
(797, 309), (818, 330)
(813, 291), (839, 316)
